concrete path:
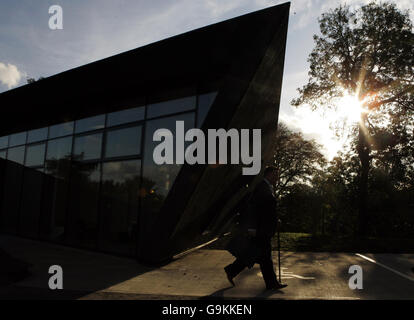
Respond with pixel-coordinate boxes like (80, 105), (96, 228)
(1, 235), (413, 300)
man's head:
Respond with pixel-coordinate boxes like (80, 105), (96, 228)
(264, 166), (279, 185)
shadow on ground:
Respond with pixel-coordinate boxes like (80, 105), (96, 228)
(0, 248), (32, 286)
(0, 235), (157, 300)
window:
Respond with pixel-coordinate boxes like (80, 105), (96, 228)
(49, 122), (74, 139)
(7, 146), (25, 164)
(19, 169), (44, 238)
(9, 132), (27, 147)
(66, 162), (101, 249)
(0, 150), (6, 159)
(75, 115), (105, 134)
(100, 160), (141, 255)
(0, 162), (24, 234)
(197, 92), (218, 127)
(73, 133), (103, 161)
(0, 136), (8, 149)
(107, 107), (145, 127)
(47, 137), (73, 161)
(143, 112), (195, 198)
(147, 96), (196, 119)
(105, 126), (142, 158)
(46, 137), (72, 178)
(42, 137), (72, 242)
(141, 112), (194, 227)
(28, 127), (48, 143)
(26, 143), (46, 167)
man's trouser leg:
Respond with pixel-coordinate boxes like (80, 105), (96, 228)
(225, 258), (246, 279)
(258, 242), (278, 289)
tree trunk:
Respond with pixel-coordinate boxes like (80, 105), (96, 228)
(356, 114), (371, 236)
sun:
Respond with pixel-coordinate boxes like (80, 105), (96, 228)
(335, 94), (367, 123)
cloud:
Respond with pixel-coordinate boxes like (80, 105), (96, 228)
(290, 0), (414, 30)
(0, 63), (23, 89)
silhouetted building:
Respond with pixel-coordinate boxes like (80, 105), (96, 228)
(0, 3), (289, 263)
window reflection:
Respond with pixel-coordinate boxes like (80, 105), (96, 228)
(42, 137), (72, 243)
(9, 132), (27, 147)
(0, 136), (8, 149)
(26, 143), (46, 167)
(49, 122), (74, 139)
(197, 92), (218, 127)
(147, 96), (196, 119)
(75, 115), (105, 134)
(107, 107), (145, 127)
(1, 162), (23, 234)
(142, 112), (195, 224)
(39, 171), (69, 243)
(100, 160), (141, 255)
(67, 162), (101, 249)
(28, 128), (48, 143)
(7, 146), (25, 164)
(105, 126), (142, 158)
(19, 169), (43, 238)
(73, 133), (102, 161)
(46, 137), (72, 178)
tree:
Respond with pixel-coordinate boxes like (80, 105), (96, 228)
(26, 77), (45, 84)
(292, 2), (414, 236)
(271, 123), (326, 197)
(266, 123), (326, 233)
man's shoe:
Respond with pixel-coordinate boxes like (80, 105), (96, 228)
(266, 283), (288, 290)
(224, 267), (235, 287)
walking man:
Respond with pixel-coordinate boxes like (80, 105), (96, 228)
(224, 166), (287, 290)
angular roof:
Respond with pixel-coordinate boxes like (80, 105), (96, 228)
(0, 2), (290, 137)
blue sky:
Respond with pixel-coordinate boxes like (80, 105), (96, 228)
(0, 0), (412, 159)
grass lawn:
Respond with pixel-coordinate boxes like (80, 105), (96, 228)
(205, 232), (414, 253)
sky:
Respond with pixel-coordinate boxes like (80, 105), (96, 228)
(0, 0), (413, 160)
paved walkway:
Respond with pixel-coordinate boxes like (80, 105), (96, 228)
(1, 235), (413, 300)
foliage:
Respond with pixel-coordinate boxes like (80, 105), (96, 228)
(271, 123), (326, 198)
(292, 1), (414, 113)
(290, 1), (414, 236)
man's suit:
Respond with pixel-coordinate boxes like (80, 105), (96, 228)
(225, 178), (279, 289)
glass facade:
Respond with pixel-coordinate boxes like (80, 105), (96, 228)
(198, 92), (218, 127)
(9, 132), (27, 147)
(7, 146), (25, 165)
(26, 144), (46, 167)
(107, 106), (145, 127)
(147, 96), (196, 119)
(0, 91), (217, 256)
(75, 115), (105, 134)
(100, 160), (141, 255)
(0, 136), (8, 149)
(49, 122), (74, 139)
(105, 126), (142, 159)
(28, 128), (48, 143)
(73, 133), (103, 161)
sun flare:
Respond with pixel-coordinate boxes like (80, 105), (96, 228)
(335, 94), (367, 123)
